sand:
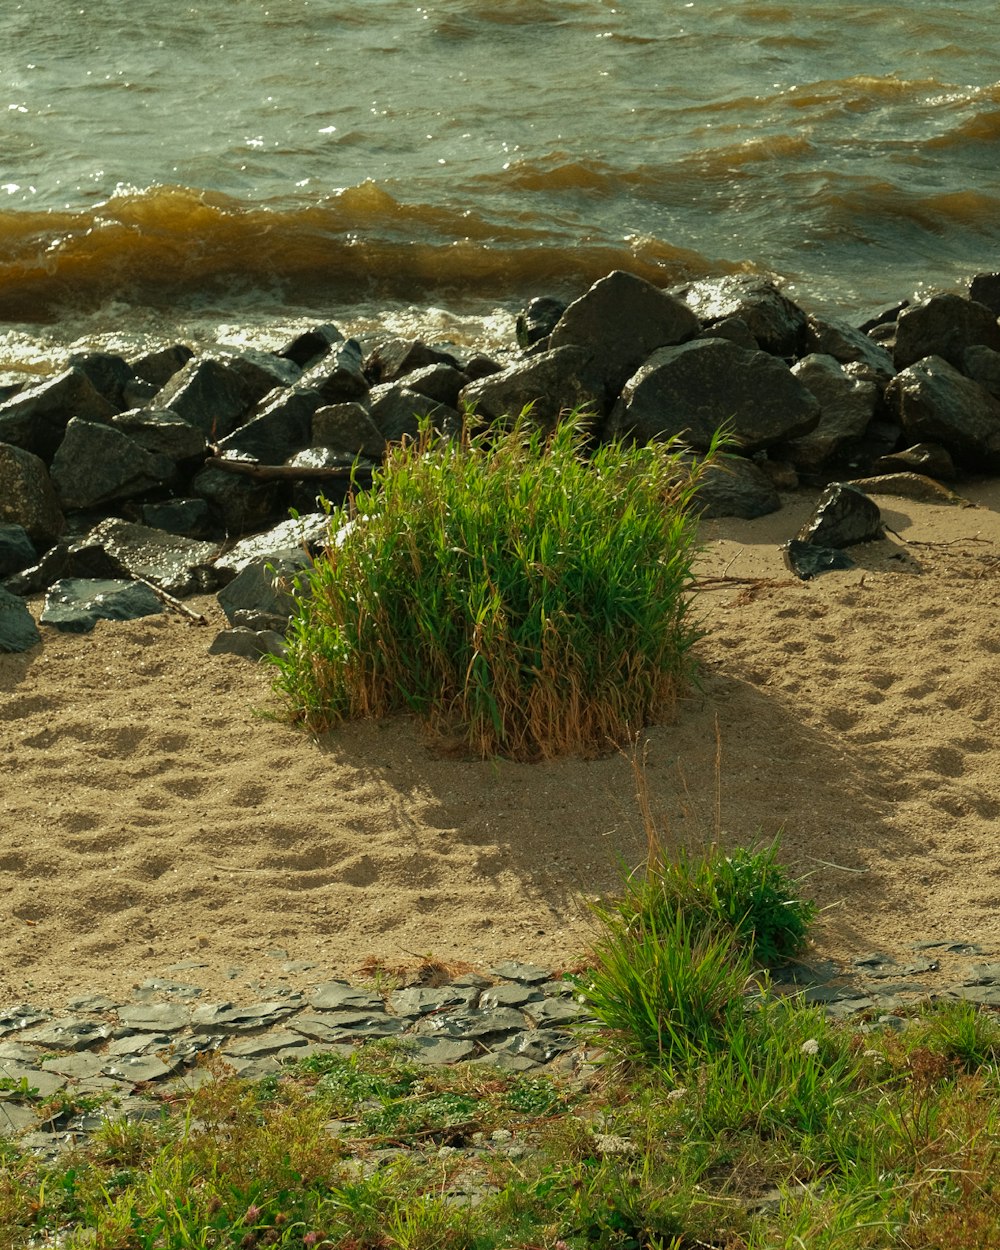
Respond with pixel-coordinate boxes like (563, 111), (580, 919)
(3, 483), (1000, 1011)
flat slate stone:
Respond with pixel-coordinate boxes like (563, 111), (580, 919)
(221, 1030), (309, 1059)
(415, 1007), (528, 1040)
(103, 1054), (181, 1084)
(39, 578), (163, 633)
(406, 1037), (478, 1066)
(479, 984), (542, 1010)
(117, 1003), (190, 1032)
(38, 1052), (108, 1080)
(490, 962), (551, 985)
(190, 1000), (298, 1033)
(526, 997), (590, 1028)
(308, 982), (384, 1013)
(0, 1102), (37, 1138)
(66, 994), (119, 1013)
(21, 1017), (111, 1051)
(0, 1063), (67, 1099)
(388, 986), (479, 1018)
(491, 1029), (579, 1064)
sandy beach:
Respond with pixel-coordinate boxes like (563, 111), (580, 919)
(3, 482), (1000, 1010)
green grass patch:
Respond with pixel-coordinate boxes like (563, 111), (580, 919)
(271, 414), (717, 759)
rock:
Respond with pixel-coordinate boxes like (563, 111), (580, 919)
(784, 353), (878, 472)
(285, 447), (366, 513)
(214, 513), (332, 577)
(699, 316), (759, 350)
(0, 586), (41, 652)
(368, 384), (461, 444)
(548, 269), (700, 393)
(674, 275), (808, 357)
(490, 961), (552, 985)
(68, 351), (134, 408)
(110, 408), (207, 463)
(152, 357), (254, 439)
(0, 523), (36, 577)
(961, 345), (1000, 401)
(459, 345), (607, 431)
(844, 473), (969, 507)
(796, 482), (883, 548)
(2, 542), (72, 596)
(278, 322), (345, 369)
(804, 315), (896, 389)
(216, 554), (307, 625)
(0, 442), (65, 547)
(873, 443), (956, 480)
(782, 539), (856, 580)
(516, 296), (567, 350)
(403, 362), (470, 409)
(885, 356), (1000, 470)
(307, 982), (385, 1013)
(364, 338), (459, 384)
(299, 339), (369, 402)
(130, 344), (194, 389)
(189, 465), (287, 535)
(893, 293), (1000, 372)
(49, 418), (175, 510)
(692, 454), (781, 519)
(225, 350), (302, 406)
(0, 367), (118, 461)
(312, 402), (386, 459)
(138, 498), (212, 538)
(214, 387), (323, 464)
(969, 272), (1000, 317)
(207, 627), (288, 661)
(68, 519), (222, 596)
(609, 338), (820, 453)
(39, 578), (164, 632)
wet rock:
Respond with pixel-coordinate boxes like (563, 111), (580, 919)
(130, 343), (194, 389)
(39, 578), (164, 633)
(873, 443), (956, 479)
(365, 338), (460, 384)
(804, 315), (897, 388)
(208, 627), (288, 661)
(4, 542), (72, 596)
(139, 497), (213, 538)
(795, 482), (883, 548)
(312, 401), (386, 459)
(961, 345), (1000, 401)
(278, 322), (345, 369)
(609, 338), (820, 452)
(367, 383), (461, 444)
(0, 586), (41, 652)
(403, 362), (470, 409)
(0, 442), (65, 547)
(299, 339), (369, 402)
(692, 453), (781, 519)
(226, 349), (303, 405)
(215, 387), (323, 464)
(459, 345), (607, 431)
(216, 555), (305, 625)
(153, 357), (254, 439)
(68, 519), (221, 596)
(516, 296), (567, 350)
(893, 292), (1000, 371)
(0, 524), (36, 576)
(699, 316), (759, 350)
(885, 355), (1000, 470)
(0, 367), (118, 461)
(548, 269), (700, 394)
(50, 418), (174, 510)
(189, 464), (287, 534)
(111, 408), (207, 463)
(215, 512), (332, 578)
(68, 350), (134, 408)
(784, 354), (878, 472)
(969, 272), (1000, 317)
(674, 274), (808, 357)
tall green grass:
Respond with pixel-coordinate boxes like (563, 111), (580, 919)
(272, 414), (718, 759)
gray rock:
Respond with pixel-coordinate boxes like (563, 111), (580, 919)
(0, 441), (65, 546)
(139, 498), (212, 538)
(368, 384), (461, 445)
(116, 1003), (190, 1032)
(403, 363), (470, 409)
(130, 343), (194, 389)
(796, 482), (883, 548)
(39, 579), (164, 633)
(312, 402), (386, 459)
(961, 345), (1000, 401)
(278, 323), (345, 370)
(516, 296), (567, 350)
(151, 358), (254, 439)
(69, 519), (221, 596)
(805, 316), (897, 388)
(68, 350), (135, 408)
(221, 1031), (308, 1059)
(216, 554), (306, 625)
(490, 961), (552, 985)
(21, 1017), (112, 1051)
(0, 586), (41, 652)
(0, 524), (36, 576)
(609, 338), (820, 452)
(873, 443), (956, 480)
(459, 345), (606, 431)
(0, 367), (118, 461)
(299, 340), (369, 403)
(3, 542), (71, 596)
(189, 464), (287, 535)
(225, 349), (303, 405)
(365, 338), (459, 384)
(885, 355), (1000, 470)
(288, 1012), (404, 1043)
(190, 1001), (298, 1033)
(526, 997), (592, 1028)
(111, 408), (207, 462)
(478, 984), (542, 1010)
(693, 454), (781, 519)
(0, 1005), (50, 1035)
(490, 1028), (578, 1063)
(50, 418), (174, 510)
(549, 269), (700, 393)
(389, 986), (479, 1018)
(215, 387), (323, 464)
(416, 1007), (528, 1040)
(0, 1103), (38, 1138)
(208, 627), (288, 661)
(407, 1037), (478, 1065)
(699, 316), (759, 350)
(784, 354), (878, 472)
(216, 513), (331, 577)
(782, 538), (856, 580)
(308, 982), (385, 1013)
(969, 272), (1000, 317)
(102, 1053), (181, 1084)
(893, 293), (1000, 372)
(674, 275), (808, 357)
(0, 1063), (66, 1099)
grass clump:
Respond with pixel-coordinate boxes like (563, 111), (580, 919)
(272, 413), (716, 759)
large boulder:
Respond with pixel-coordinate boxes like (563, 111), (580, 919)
(299, 339), (369, 403)
(804, 315), (896, 389)
(151, 357), (254, 439)
(692, 455), (781, 519)
(130, 343), (194, 389)
(68, 519), (222, 596)
(893, 293), (1000, 372)
(885, 356), (1000, 470)
(110, 408), (207, 463)
(68, 351), (135, 409)
(214, 388), (323, 463)
(312, 402), (386, 459)
(364, 338), (459, 384)
(608, 338), (820, 453)
(459, 345), (607, 431)
(0, 442), (65, 546)
(961, 345), (1000, 402)
(673, 275), (808, 357)
(278, 322), (344, 370)
(0, 367), (118, 461)
(969, 273), (1000, 317)
(49, 418), (174, 511)
(189, 465), (288, 535)
(548, 269), (700, 394)
(367, 384), (460, 444)
(784, 354), (878, 472)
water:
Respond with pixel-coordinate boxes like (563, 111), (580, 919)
(2, 0), (999, 362)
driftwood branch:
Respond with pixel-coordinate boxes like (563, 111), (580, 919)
(134, 577), (209, 625)
(203, 456), (368, 482)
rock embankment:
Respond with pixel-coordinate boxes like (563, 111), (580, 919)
(3, 268), (1000, 651)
